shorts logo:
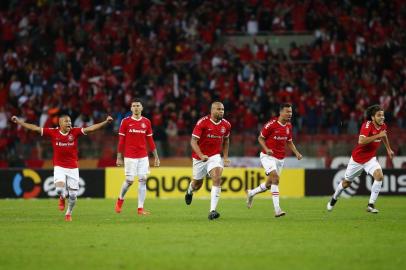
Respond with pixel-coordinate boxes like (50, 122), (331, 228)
(13, 169), (42, 198)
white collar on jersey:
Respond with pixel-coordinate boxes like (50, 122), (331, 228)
(277, 121), (287, 127)
(131, 116), (143, 121)
(59, 130), (69, 136)
(210, 118), (222, 125)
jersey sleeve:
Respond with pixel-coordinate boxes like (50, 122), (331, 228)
(192, 121), (204, 139)
(117, 119), (127, 154)
(118, 119), (127, 137)
(260, 123), (271, 138)
(359, 122), (371, 137)
(41, 128), (54, 137)
(72, 127), (86, 137)
(225, 123), (231, 138)
(146, 119), (153, 137)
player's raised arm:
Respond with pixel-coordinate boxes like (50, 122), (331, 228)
(190, 136), (208, 161)
(11, 116), (41, 133)
(287, 140), (303, 160)
(83, 116), (113, 134)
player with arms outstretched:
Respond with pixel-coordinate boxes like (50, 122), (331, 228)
(327, 105), (394, 213)
(246, 103), (303, 217)
(115, 100), (160, 216)
(184, 101), (231, 220)
(11, 114), (113, 221)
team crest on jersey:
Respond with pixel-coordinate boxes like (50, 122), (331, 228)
(141, 123), (146, 128)
(221, 126), (226, 134)
(68, 134), (74, 142)
(286, 127), (289, 135)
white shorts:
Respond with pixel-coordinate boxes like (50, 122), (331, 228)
(54, 166), (80, 190)
(260, 152), (284, 176)
(193, 154), (223, 180)
(344, 156), (382, 181)
(124, 157), (150, 179)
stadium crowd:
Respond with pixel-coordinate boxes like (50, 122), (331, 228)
(0, 0), (405, 163)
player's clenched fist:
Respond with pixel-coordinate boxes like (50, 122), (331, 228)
(106, 116), (114, 123)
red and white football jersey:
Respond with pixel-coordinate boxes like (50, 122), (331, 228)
(191, 116), (231, 160)
(119, 116), (153, 158)
(42, 127), (86, 169)
(260, 118), (293, 160)
(351, 121), (387, 164)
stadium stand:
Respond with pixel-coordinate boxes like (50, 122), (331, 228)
(1, 0), (405, 166)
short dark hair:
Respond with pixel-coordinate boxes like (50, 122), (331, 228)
(58, 114), (70, 119)
(366, 105), (383, 120)
(279, 103), (292, 111)
(131, 99), (142, 104)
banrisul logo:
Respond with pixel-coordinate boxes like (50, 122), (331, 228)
(13, 169), (42, 198)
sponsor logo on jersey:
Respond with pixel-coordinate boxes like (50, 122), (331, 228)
(273, 136), (288, 140)
(207, 134), (222, 139)
(129, 129), (146, 133)
(56, 142), (75, 146)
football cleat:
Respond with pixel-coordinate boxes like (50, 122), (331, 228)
(208, 210), (220, 220)
(65, 214), (72, 222)
(367, 204), (379, 214)
(58, 195), (65, 211)
(137, 208), (151, 216)
(185, 192), (193, 205)
(327, 198), (337, 211)
(275, 210), (286, 218)
(115, 198), (124, 213)
(246, 190), (254, 209)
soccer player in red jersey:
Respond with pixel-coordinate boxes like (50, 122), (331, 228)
(11, 114), (113, 221)
(184, 101), (231, 220)
(115, 100), (160, 216)
(327, 105), (394, 213)
(246, 103), (303, 217)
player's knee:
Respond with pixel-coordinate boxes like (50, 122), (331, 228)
(55, 186), (64, 196)
(272, 177), (279, 185)
(267, 172), (279, 185)
(138, 176), (147, 190)
(342, 180), (351, 188)
(68, 190), (78, 200)
(373, 170), (384, 181)
(138, 176), (147, 184)
(125, 176), (135, 185)
(55, 181), (65, 188)
(193, 181), (203, 190)
(211, 176), (222, 186)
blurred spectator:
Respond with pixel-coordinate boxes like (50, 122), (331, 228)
(347, 112), (359, 135)
(0, 106), (7, 132)
(247, 15), (258, 35)
(0, 0), (405, 161)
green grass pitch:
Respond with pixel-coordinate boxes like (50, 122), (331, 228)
(0, 197), (405, 270)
